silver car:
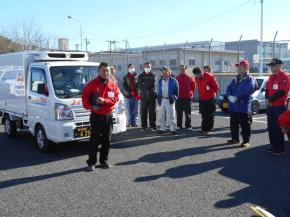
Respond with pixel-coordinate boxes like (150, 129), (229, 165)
(251, 76), (268, 114)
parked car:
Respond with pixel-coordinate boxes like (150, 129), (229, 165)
(217, 76), (269, 115)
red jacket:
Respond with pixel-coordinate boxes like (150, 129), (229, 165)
(266, 70), (289, 106)
(278, 110), (290, 127)
(175, 73), (196, 99)
(82, 77), (119, 115)
(195, 72), (219, 100)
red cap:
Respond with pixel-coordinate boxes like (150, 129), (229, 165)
(235, 60), (250, 68)
(278, 111), (290, 127)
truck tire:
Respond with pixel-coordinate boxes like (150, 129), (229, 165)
(35, 125), (52, 152)
(3, 115), (17, 137)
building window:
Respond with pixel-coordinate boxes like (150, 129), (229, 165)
(140, 64), (143, 71)
(150, 60), (156, 67)
(189, 59), (196, 66)
(159, 60), (165, 66)
(117, 65), (122, 71)
(215, 60), (220, 65)
(169, 59), (177, 66)
(224, 60), (228, 66)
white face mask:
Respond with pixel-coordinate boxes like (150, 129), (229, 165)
(128, 68), (135, 73)
(144, 68), (151, 73)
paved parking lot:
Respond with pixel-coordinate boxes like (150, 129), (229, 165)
(0, 108), (290, 217)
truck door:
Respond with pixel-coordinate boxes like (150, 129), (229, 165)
(27, 67), (51, 131)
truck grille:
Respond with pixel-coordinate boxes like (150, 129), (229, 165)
(73, 109), (91, 120)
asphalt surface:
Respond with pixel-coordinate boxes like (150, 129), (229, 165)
(0, 108), (290, 217)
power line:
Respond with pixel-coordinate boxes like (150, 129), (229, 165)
(127, 0), (255, 40)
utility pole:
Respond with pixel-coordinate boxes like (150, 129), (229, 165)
(238, 35), (243, 62)
(107, 40), (117, 65)
(162, 43), (166, 66)
(85, 37), (90, 52)
(259, 0), (264, 76)
(124, 39), (129, 67)
(273, 31), (278, 58)
(67, 15), (83, 51)
(208, 38), (213, 68)
(143, 45), (148, 63)
(183, 40), (188, 65)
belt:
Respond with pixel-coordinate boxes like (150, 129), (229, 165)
(162, 97), (169, 99)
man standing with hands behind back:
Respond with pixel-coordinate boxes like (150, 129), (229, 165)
(82, 62), (119, 171)
(265, 58), (289, 155)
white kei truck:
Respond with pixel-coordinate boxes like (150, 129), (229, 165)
(0, 51), (126, 152)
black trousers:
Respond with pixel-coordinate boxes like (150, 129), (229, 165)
(230, 112), (252, 143)
(199, 98), (216, 131)
(176, 98), (192, 128)
(87, 113), (113, 166)
(140, 98), (156, 128)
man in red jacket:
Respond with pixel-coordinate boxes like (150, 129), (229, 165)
(192, 67), (219, 134)
(175, 65), (196, 130)
(82, 62), (119, 171)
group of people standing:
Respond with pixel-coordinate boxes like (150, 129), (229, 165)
(121, 62), (219, 135)
(81, 58), (290, 171)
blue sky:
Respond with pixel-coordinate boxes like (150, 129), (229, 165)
(0, 0), (289, 51)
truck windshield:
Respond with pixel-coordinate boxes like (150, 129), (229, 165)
(50, 66), (98, 98)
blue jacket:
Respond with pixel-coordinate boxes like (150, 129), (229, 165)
(226, 73), (256, 113)
(157, 76), (179, 105)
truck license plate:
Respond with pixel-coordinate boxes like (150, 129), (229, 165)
(74, 126), (91, 138)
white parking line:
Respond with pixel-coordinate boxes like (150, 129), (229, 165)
(191, 111), (267, 124)
(252, 116), (267, 120)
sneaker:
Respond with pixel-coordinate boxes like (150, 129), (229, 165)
(126, 123), (131, 127)
(227, 139), (240, 144)
(176, 127), (182, 130)
(186, 127), (193, 131)
(170, 131), (177, 135)
(158, 130), (167, 134)
(150, 127), (157, 132)
(271, 150), (286, 156)
(131, 123), (139, 127)
(204, 131), (212, 135)
(100, 162), (111, 169)
(241, 142), (250, 148)
(85, 165), (96, 172)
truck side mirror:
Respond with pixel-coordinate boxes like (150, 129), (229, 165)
(37, 83), (49, 96)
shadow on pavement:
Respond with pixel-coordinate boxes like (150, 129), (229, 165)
(134, 145), (290, 217)
(116, 142), (239, 166)
(0, 167), (86, 190)
(0, 131), (89, 171)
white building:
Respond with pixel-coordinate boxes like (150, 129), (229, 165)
(89, 44), (242, 76)
(58, 38), (69, 51)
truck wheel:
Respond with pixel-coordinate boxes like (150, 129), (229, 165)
(35, 125), (52, 152)
(3, 115), (17, 137)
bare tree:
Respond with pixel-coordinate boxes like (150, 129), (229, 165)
(2, 18), (49, 51)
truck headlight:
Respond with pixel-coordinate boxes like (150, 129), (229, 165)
(116, 99), (125, 114)
(54, 103), (74, 120)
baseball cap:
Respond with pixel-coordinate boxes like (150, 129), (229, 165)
(267, 58), (283, 66)
(161, 66), (171, 71)
(235, 60), (250, 68)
